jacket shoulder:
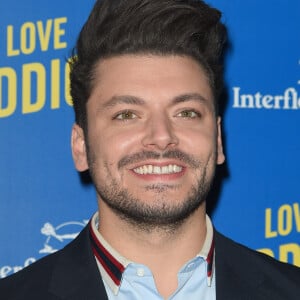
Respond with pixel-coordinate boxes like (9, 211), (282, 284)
(0, 225), (101, 300)
(0, 249), (61, 299)
(215, 231), (300, 299)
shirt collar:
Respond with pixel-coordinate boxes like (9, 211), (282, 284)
(89, 212), (215, 295)
(198, 214), (215, 287)
(89, 213), (131, 295)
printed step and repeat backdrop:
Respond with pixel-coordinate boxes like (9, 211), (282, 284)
(0, 0), (299, 277)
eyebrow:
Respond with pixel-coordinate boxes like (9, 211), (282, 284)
(100, 92), (210, 111)
(172, 93), (209, 105)
(102, 95), (145, 109)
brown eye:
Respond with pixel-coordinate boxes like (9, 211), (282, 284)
(177, 110), (199, 118)
(115, 110), (137, 120)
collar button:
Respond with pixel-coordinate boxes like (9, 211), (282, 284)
(136, 268), (145, 277)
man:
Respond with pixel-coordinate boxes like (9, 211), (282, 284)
(0, 0), (299, 299)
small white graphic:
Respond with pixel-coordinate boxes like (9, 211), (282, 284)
(0, 218), (90, 278)
(39, 220), (89, 254)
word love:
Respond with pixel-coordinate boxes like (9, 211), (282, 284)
(7, 17), (67, 56)
(259, 202), (300, 266)
(265, 203), (300, 238)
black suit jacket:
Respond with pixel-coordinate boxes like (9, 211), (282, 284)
(0, 225), (299, 299)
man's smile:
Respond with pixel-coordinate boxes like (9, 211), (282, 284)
(133, 164), (183, 175)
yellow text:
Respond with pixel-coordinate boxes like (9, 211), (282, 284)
(258, 243), (300, 267)
(265, 203), (300, 238)
(7, 17), (67, 56)
(0, 59), (72, 118)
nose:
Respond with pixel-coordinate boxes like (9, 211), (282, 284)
(141, 114), (179, 150)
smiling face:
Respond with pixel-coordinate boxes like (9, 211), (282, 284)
(72, 55), (225, 228)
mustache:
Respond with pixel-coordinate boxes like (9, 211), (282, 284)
(118, 150), (201, 169)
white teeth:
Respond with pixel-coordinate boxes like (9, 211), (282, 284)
(148, 165), (153, 174)
(174, 165), (181, 172)
(133, 164), (183, 175)
(162, 166), (169, 174)
(153, 166), (160, 174)
(143, 165), (148, 174)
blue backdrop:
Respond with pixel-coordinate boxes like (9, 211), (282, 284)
(1, 0), (299, 278)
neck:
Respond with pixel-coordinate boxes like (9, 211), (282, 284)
(98, 200), (207, 251)
(97, 200), (208, 298)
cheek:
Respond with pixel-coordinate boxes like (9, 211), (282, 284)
(180, 127), (217, 154)
(105, 131), (143, 161)
(88, 128), (142, 168)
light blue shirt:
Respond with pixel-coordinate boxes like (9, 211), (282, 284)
(103, 258), (216, 300)
(90, 213), (216, 300)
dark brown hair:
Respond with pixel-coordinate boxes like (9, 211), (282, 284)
(70, 0), (226, 130)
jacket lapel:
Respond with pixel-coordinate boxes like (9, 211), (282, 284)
(215, 231), (265, 300)
(46, 225), (275, 299)
(48, 226), (109, 300)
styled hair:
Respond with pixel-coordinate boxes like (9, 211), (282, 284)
(70, 0), (226, 130)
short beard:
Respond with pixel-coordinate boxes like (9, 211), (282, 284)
(89, 159), (214, 233)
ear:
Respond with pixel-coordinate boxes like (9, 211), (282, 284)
(216, 117), (225, 165)
(71, 124), (89, 172)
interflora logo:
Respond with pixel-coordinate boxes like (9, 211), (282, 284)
(232, 86), (300, 110)
(0, 219), (88, 278)
(232, 61), (300, 110)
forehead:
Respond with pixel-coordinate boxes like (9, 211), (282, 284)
(89, 54), (214, 110)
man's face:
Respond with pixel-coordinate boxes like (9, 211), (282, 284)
(72, 55), (224, 228)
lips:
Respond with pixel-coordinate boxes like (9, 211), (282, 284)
(133, 164), (183, 175)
